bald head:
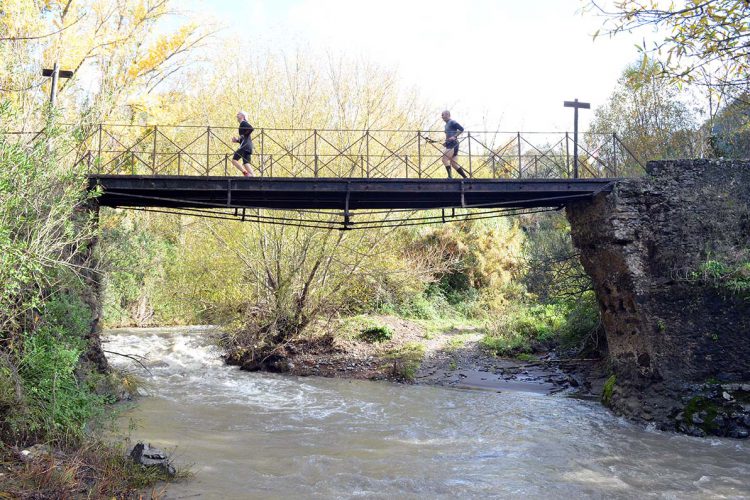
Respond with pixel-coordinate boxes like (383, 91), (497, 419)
(441, 110), (451, 122)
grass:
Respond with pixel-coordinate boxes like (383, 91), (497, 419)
(359, 325), (393, 343)
(481, 296), (600, 357)
(0, 440), (190, 499)
(693, 259), (750, 298)
(445, 333), (476, 351)
(602, 375), (616, 406)
(384, 342), (426, 381)
(412, 317), (485, 337)
(481, 331), (531, 356)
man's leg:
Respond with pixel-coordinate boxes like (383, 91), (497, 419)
(442, 147), (454, 178)
(241, 149), (254, 176)
(232, 149), (251, 175)
(450, 157), (469, 178)
(449, 146), (468, 178)
(231, 158), (247, 175)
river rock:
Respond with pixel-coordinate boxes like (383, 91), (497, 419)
(19, 444), (53, 463)
(130, 442), (176, 476)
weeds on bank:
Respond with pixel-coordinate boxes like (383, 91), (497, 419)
(384, 343), (425, 381)
(445, 333), (475, 351)
(481, 292), (600, 357)
(0, 440), (190, 499)
(692, 259), (750, 299)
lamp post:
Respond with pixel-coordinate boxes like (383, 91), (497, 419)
(563, 98), (590, 178)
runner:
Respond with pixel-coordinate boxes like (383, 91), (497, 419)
(231, 111), (255, 177)
(441, 110), (469, 179)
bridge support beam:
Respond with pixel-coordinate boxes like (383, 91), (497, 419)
(566, 159), (750, 438)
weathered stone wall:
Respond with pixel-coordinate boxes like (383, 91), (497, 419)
(566, 159), (750, 435)
(78, 200), (108, 373)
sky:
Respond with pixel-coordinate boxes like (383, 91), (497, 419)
(185, 0), (654, 132)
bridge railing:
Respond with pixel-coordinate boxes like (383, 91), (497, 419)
(10, 124), (645, 179)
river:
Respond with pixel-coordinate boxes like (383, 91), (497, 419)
(103, 326), (750, 499)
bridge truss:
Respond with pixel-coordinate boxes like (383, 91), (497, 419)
(7, 124), (639, 229)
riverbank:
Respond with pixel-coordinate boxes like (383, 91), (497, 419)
(224, 315), (608, 398)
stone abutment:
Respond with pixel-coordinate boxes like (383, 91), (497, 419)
(566, 159), (750, 437)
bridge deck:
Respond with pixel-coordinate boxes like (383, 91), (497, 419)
(89, 175), (615, 211)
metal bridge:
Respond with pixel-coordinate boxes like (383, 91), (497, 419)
(12, 124), (641, 229)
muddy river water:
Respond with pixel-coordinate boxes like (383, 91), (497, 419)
(104, 326), (750, 499)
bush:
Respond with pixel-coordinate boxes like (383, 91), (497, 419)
(558, 291), (601, 350)
(359, 325), (393, 343)
(481, 295), (601, 357)
(1, 440), (190, 498)
(385, 342), (425, 381)
(5, 293), (108, 445)
(692, 258), (750, 299)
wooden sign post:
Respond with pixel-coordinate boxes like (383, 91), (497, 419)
(564, 98), (590, 178)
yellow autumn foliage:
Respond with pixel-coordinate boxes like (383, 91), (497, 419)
(127, 23), (198, 79)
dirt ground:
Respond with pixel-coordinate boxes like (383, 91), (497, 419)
(275, 315), (607, 397)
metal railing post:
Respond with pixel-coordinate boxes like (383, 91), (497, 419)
(152, 125), (157, 173)
(260, 129), (265, 174)
(314, 129), (319, 177)
(97, 124), (103, 171)
(417, 131), (422, 178)
(365, 130), (370, 178)
(517, 132), (522, 178)
(206, 126), (211, 176)
(467, 131), (472, 177)
(565, 132), (570, 178)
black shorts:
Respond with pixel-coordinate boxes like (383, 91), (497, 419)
(233, 147), (252, 163)
(443, 140), (459, 156)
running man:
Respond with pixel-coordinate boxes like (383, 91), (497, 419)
(231, 111), (255, 177)
(441, 110), (469, 179)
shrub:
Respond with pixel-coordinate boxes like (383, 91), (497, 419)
(6, 293), (108, 445)
(385, 342), (425, 381)
(481, 296), (601, 357)
(359, 325), (393, 343)
(693, 258), (750, 299)
(602, 375), (617, 406)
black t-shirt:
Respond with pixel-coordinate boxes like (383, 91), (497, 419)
(443, 119), (463, 147)
(238, 120), (254, 149)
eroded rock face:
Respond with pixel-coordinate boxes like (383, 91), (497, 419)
(566, 159), (750, 435)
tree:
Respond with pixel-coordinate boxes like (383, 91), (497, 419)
(0, 0), (211, 130)
(709, 92), (750, 157)
(588, 0), (750, 92)
(588, 59), (700, 161)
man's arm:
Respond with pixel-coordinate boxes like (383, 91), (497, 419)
(239, 122), (253, 138)
(449, 121), (464, 140)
